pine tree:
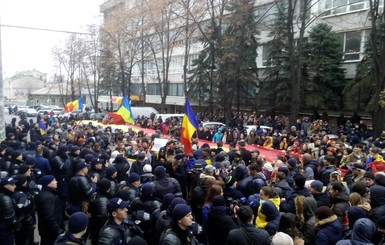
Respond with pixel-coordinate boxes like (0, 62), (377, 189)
(304, 23), (345, 110)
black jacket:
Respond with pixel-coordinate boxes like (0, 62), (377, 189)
(98, 219), (133, 245)
(226, 223), (271, 245)
(68, 174), (96, 205)
(35, 187), (64, 243)
(313, 192), (330, 208)
(207, 205), (238, 245)
(54, 232), (86, 245)
(0, 191), (20, 231)
(280, 187), (311, 213)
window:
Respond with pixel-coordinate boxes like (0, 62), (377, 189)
(323, 0), (368, 16)
(262, 44), (272, 67)
(169, 56), (183, 74)
(131, 84), (142, 95)
(147, 83), (161, 95)
(168, 83), (185, 96)
(337, 31), (362, 61)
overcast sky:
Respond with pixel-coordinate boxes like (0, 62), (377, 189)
(1, 0), (104, 79)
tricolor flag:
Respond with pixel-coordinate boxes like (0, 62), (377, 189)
(180, 98), (199, 154)
(38, 120), (47, 135)
(115, 96), (135, 124)
(64, 98), (83, 113)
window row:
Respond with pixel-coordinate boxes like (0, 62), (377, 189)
(131, 83), (185, 96)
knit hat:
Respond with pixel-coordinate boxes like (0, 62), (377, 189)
(278, 166), (289, 176)
(310, 180), (324, 193)
(225, 176), (236, 187)
(14, 174), (28, 187)
(40, 175), (55, 187)
(25, 156), (36, 166)
(127, 236), (148, 245)
(215, 154), (225, 162)
(204, 165), (215, 175)
(18, 164), (31, 175)
(154, 166), (166, 179)
(294, 173), (306, 188)
(167, 197), (187, 217)
(76, 161), (89, 171)
(143, 164), (152, 173)
(377, 216), (385, 229)
(141, 182), (154, 198)
(212, 195), (226, 207)
(363, 171), (374, 180)
(108, 197), (130, 213)
(105, 166), (117, 178)
(272, 232), (294, 245)
(85, 154), (95, 163)
(172, 204), (192, 221)
(70, 145), (80, 154)
(163, 193), (176, 208)
(128, 173), (141, 184)
(114, 155), (128, 164)
(97, 178), (111, 192)
(11, 150), (22, 160)
(315, 206), (334, 220)
(68, 212), (89, 233)
(287, 158), (297, 168)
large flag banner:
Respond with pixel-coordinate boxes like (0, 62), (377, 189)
(38, 120), (47, 135)
(65, 98), (83, 113)
(115, 96), (135, 124)
(180, 98), (199, 154)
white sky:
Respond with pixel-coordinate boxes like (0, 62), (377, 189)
(0, 0), (104, 79)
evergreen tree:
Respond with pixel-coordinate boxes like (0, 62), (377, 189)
(219, 0), (259, 119)
(304, 23), (345, 110)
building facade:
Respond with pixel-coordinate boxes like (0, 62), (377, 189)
(99, 0), (383, 112)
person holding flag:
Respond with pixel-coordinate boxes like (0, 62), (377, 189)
(180, 98), (199, 155)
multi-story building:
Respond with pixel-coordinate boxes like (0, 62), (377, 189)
(99, 0), (383, 112)
(4, 69), (47, 104)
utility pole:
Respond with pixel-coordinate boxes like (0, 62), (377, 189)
(0, 20), (5, 140)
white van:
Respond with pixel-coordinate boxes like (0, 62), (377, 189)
(154, 113), (184, 122)
(130, 107), (159, 119)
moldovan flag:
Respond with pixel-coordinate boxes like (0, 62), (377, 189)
(180, 98), (199, 154)
(115, 96), (135, 124)
(64, 98), (83, 113)
(38, 121), (47, 135)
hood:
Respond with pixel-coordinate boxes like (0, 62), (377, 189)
(351, 218), (376, 243)
(370, 185), (385, 207)
(193, 150), (203, 159)
(233, 164), (248, 181)
(316, 214), (341, 229)
(261, 200), (279, 220)
(295, 196), (317, 225)
(276, 179), (291, 191)
(209, 206), (227, 218)
(333, 190), (349, 202)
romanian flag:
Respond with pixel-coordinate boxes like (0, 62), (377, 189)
(180, 98), (199, 154)
(115, 96), (135, 124)
(64, 98), (83, 113)
(38, 121), (47, 135)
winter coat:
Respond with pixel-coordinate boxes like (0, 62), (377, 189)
(368, 185), (385, 223)
(274, 179), (293, 199)
(35, 187), (65, 245)
(336, 218), (376, 245)
(280, 187), (311, 214)
(256, 197), (280, 229)
(312, 192), (330, 208)
(315, 215), (343, 245)
(347, 206), (368, 230)
(227, 223), (271, 245)
(207, 205), (239, 245)
(330, 190), (350, 224)
(260, 200), (283, 236)
(296, 196), (317, 245)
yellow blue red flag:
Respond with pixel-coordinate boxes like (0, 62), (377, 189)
(116, 96), (135, 124)
(65, 98), (83, 113)
(180, 98), (199, 154)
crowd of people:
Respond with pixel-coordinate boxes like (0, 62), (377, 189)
(0, 110), (385, 245)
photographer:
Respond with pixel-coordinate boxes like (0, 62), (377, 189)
(227, 206), (271, 245)
(207, 195), (238, 245)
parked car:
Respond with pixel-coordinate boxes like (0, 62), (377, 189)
(202, 122), (228, 131)
(244, 125), (272, 136)
(25, 108), (38, 117)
